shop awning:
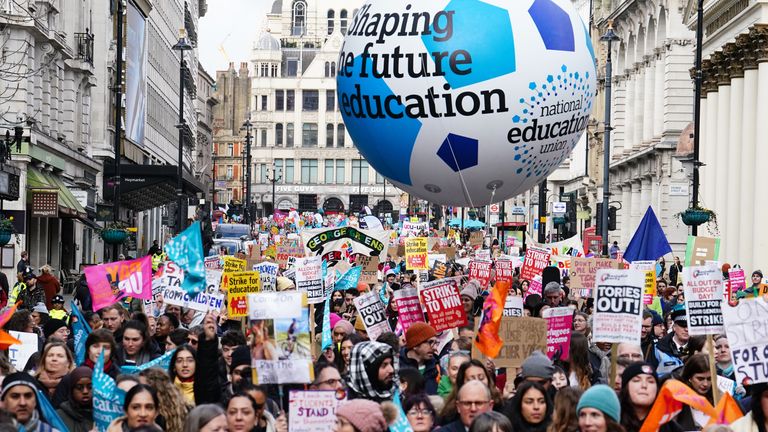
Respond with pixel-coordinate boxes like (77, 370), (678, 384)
(26, 167), (88, 219)
(103, 164), (205, 212)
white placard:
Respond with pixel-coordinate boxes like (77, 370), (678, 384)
(682, 266), (724, 335)
(248, 292), (304, 320)
(592, 269), (645, 345)
(8, 331), (37, 370)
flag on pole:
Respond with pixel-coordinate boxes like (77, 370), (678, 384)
(71, 300), (92, 365)
(623, 207), (672, 263)
(321, 261), (333, 352)
(165, 221), (206, 296)
(474, 280), (510, 358)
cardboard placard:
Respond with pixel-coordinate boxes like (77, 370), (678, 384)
(288, 390), (346, 432)
(685, 235), (721, 267)
(592, 269), (645, 345)
(419, 278), (468, 331)
(570, 257), (623, 292)
(722, 297), (768, 384)
(473, 317), (547, 369)
(683, 266), (724, 335)
(469, 231), (484, 247)
(356, 255), (380, 284)
(405, 237), (429, 270)
(439, 246), (456, 260)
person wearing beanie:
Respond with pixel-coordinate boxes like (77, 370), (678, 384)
(224, 345), (252, 397)
(617, 363), (674, 432)
(353, 315), (369, 340)
(738, 269), (765, 299)
(346, 341), (397, 402)
(43, 318), (69, 341)
(577, 384), (624, 432)
(385, 269), (400, 291)
(460, 280), (481, 321)
(56, 366), (94, 432)
(333, 319), (355, 344)
(400, 322), (439, 395)
(1, 372), (55, 432)
(521, 351), (556, 388)
(334, 399), (395, 432)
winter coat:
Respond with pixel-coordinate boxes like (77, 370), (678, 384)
(731, 412), (760, 432)
(56, 400), (93, 432)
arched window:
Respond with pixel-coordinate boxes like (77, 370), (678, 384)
(327, 9), (335, 35)
(330, 62), (336, 77)
(340, 9), (348, 35)
(326, 124), (334, 147)
(337, 124), (345, 147)
(292, 0), (307, 36)
(275, 124), (284, 147)
(324, 62), (330, 77)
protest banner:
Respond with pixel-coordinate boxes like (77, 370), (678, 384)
(495, 258), (515, 284)
(503, 295), (524, 317)
(439, 246), (457, 260)
(402, 221), (428, 237)
(204, 255), (222, 270)
(143, 278), (164, 317)
(222, 256), (247, 273)
(295, 256), (324, 304)
(301, 227), (390, 263)
(277, 241), (305, 268)
(356, 255), (380, 285)
(254, 262), (279, 291)
(475, 249), (491, 262)
(120, 349), (176, 375)
(225, 271), (262, 318)
(432, 261), (448, 279)
(685, 235), (721, 267)
(8, 331), (36, 369)
(93, 350), (125, 432)
(722, 297), (768, 384)
(419, 278), (467, 332)
(474, 317), (547, 369)
(248, 292), (305, 320)
(629, 260), (657, 305)
(393, 287), (425, 332)
(468, 260), (492, 287)
(520, 247), (551, 281)
(253, 359), (312, 384)
(592, 269), (645, 346)
(275, 309), (312, 360)
(288, 390), (346, 432)
(682, 266), (724, 335)
(570, 257), (623, 293)
(84, 256), (153, 311)
(353, 291), (390, 340)
(526, 233), (585, 258)
(543, 307), (573, 360)
(469, 231), (484, 247)
(405, 237), (429, 270)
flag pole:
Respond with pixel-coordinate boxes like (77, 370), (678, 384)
(707, 334), (720, 404)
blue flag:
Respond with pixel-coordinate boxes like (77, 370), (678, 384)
(623, 207), (672, 262)
(335, 266), (362, 291)
(94, 350), (125, 432)
(165, 221), (206, 296)
(379, 282), (390, 306)
(120, 349), (176, 375)
(321, 261), (333, 352)
(390, 389), (415, 432)
(70, 301), (92, 366)
(37, 389), (69, 432)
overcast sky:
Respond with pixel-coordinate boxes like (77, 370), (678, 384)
(198, 0), (269, 74)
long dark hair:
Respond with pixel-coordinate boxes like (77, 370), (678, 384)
(124, 384), (159, 413)
(681, 353), (713, 404)
(751, 383), (768, 432)
(619, 371), (658, 432)
(85, 328), (118, 362)
(568, 332), (594, 389)
(168, 344), (197, 381)
(508, 380), (552, 432)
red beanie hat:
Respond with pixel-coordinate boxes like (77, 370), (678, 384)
(405, 322), (437, 349)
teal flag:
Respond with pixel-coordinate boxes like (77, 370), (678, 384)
(120, 349), (176, 375)
(391, 389), (415, 432)
(93, 350), (125, 431)
(335, 266), (362, 292)
(165, 221), (206, 295)
(71, 300), (91, 366)
(37, 389), (69, 432)
(321, 260), (332, 352)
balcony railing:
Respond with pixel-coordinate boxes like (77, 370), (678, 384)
(75, 32), (94, 65)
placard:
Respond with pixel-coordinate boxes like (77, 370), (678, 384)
(468, 260), (492, 287)
(254, 262), (279, 292)
(163, 286), (225, 313)
(248, 292), (305, 320)
(474, 317), (547, 369)
(222, 256), (247, 273)
(722, 297), (768, 384)
(301, 227), (390, 264)
(469, 231), (484, 247)
(475, 249), (491, 262)
(288, 390), (346, 432)
(682, 266), (724, 335)
(685, 235), (721, 267)
(525, 275), (543, 299)
(402, 221), (428, 237)
(432, 261), (448, 279)
(439, 246), (456, 260)
(503, 295), (524, 317)
(405, 237), (429, 270)
(629, 260), (657, 305)
(8, 331), (37, 369)
(277, 241), (305, 269)
(253, 359), (312, 384)
(543, 307), (573, 360)
(356, 255), (380, 284)
(570, 257), (623, 293)
(353, 291), (390, 340)
(204, 255), (222, 270)
(520, 247), (551, 281)
(495, 258), (515, 284)
(592, 269), (645, 345)
(393, 287), (425, 332)
(419, 278), (467, 331)
(225, 271), (262, 318)
(295, 256), (324, 304)
(728, 268), (746, 304)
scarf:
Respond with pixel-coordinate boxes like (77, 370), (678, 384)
(37, 369), (67, 395)
(346, 341), (397, 401)
(174, 376), (195, 405)
(84, 357), (113, 374)
(22, 409), (41, 432)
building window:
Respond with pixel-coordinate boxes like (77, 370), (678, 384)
(326, 124), (334, 147)
(286, 90), (295, 111)
(260, 163), (267, 183)
(301, 159), (318, 183)
(261, 95), (268, 111)
(227, 143), (233, 156)
(276, 90), (284, 111)
(326, 90), (335, 111)
(271, 64), (278, 77)
(275, 159), (283, 183)
(226, 165), (233, 180)
(337, 124), (345, 147)
(376, 171), (384, 184)
(325, 160), (334, 184)
(286, 123), (294, 147)
(287, 58), (299, 76)
(324, 62), (330, 78)
(352, 159), (369, 184)
(260, 63), (269, 77)
(336, 159), (345, 183)
(261, 129), (267, 147)
(275, 124), (283, 147)
(327, 9), (335, 34)
(340, 9), (348, 35)
(292, 0), (307, 36)
(302, 90), (318, 111)
(285, 159), (295, 183)
(302, 123), (318, 147)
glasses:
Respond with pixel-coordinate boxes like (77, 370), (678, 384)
(618, 353), (644, 360)
(187, 338), (198, 345)
(407, 409), (432, 417)
(457, 400), (490, 409)
(314, 378), (343, 387)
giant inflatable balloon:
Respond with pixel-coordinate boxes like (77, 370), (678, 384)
(337, 0), (596, 206)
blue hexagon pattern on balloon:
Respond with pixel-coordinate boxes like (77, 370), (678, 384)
(336, 55), (422, 186)
(421, 0), (515, 89)
(528, 0), (575, 52)
(437, 134), (479, 172)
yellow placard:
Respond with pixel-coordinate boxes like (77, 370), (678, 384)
(225, 271), (261, 318)
(405, 237), (429, 270)
(223, 256), (247, 273)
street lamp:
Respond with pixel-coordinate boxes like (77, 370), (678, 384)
(266, 165), (282, 216)
(600, 21), (620, 256)
(691, 0), (705, 236)
(242, 117), (253, 225)
(172, 28), (193, 234)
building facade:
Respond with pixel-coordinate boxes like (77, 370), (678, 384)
(245, 0), (402, 218)
(196, 65), (218, 204)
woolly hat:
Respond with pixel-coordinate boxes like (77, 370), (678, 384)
(276, 277), (296, 291)
(621, 362), (657, 390)
(649, 310), (664, 327)
(43, 318), (68, 339)
(521, 350), (555, 380)
(753, 270), (764, 279)
(333, 319), (355, 336)
(577, 384), (621, 422)
(354, 316), (366, 332)
(1, 372), (38, 400)
(405, 322), (437, 349)
(32, 303), (49, 315)
(230, 345), (251, 370)
(460, 280), (481, 301)
(335, 400), (388, 432)
(329, 313), (342, 330)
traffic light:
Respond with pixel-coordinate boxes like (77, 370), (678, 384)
(608, 206), (617, 231)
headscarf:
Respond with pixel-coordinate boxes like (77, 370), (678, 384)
(346, 341), (397, 402)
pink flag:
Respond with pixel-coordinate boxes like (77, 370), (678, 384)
(85, 256), (153, 311)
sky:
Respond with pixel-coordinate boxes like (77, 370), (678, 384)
(198, 0), (270, 74)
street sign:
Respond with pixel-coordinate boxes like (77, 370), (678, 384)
(553, 202), (566, 214)
(490, 204), (500, 214)
(511, 206), (526, 215)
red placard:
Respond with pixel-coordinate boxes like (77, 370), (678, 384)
(495, 259), (514, 283)
(468, 260), (492, 288)
(520, 247), (550, 281)
(420, 278), (468, 332)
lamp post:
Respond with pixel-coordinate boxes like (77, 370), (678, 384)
(242, 117), (253, 225)
(112, 0), (124, 260)
(537, 180), (547, 244)
(600, 21), (620, 256)
(691, 0), (704, 236)
(172, 29), (192, 234)
(266, 165), (282, 216)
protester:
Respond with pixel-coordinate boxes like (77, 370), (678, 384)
(507, 380), (552, 432)
(84, 328), (120, 378)
(140, 367), (189, 432)
(333, 399), (394, 432)
(731, 383), (768, 431)
(577, 385), (625, 432)
(676, 354), (714, 430)
(470, 411), (513, 432)
(310, 362), (345, 391)
(346, 341), (397, 402)
(651, 306), (687, 377)
(442, 380), (495, 432)
(183, 404), (227, 432)
(107, 384), (161, 431)
(441, 359), (503, 425)
(34, 340), (75, 397)
(1, 372), (56, 431)
(404, 393), (438, 432)
(548, 387), (583, 432)
(400, 322), (440, 395)
(438, 350), (471, 397)
(55, 366), (94, 432)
